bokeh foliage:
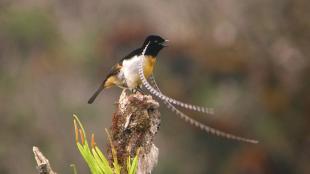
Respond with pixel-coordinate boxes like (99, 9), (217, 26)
(0, 1), (309, 174)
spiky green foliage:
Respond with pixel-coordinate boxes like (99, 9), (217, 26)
(73, 114), (139, 174)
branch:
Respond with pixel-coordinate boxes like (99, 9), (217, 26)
(108, 90), (161, 174)
(33, 146), (57, 174)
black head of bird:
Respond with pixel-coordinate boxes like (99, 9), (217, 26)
(142, 35), (169, 56)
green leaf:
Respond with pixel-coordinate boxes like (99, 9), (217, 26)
(129, 154), (139, 174)
(92, 148), (113, 174)
(70, 164), (78, 174)
(73, 114), (87, 141)
(74, 114), (140, 174)
(78, 142), (102, 174)
(127, 156), (131, 173)
(95, 146), (111, 168)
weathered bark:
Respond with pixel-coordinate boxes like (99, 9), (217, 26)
(108, 90), (161, 174)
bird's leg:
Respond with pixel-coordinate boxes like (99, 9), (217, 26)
(131, 88), (137, 93)
(131, 85), (145, 94)
(136, 85), (145, 94)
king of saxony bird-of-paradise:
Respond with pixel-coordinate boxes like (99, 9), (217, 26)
(88, 35), (258, 144)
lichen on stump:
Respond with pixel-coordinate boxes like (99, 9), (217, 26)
(108, 90), (161, 174)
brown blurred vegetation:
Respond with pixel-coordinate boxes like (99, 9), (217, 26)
(0, 0), (309, 174)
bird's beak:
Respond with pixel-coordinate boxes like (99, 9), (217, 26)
(161, 39), (169, 47)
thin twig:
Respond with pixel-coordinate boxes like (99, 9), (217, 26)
(33, 146), (57, 174)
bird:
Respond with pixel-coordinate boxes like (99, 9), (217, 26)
(88, 34), (213, 114)
(88, 35), (168, 104)
(87, 35), (258, 143)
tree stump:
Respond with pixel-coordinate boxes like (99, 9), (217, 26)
(108, 90), (161, 174)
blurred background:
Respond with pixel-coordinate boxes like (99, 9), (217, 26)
(0, 0), (309, 173)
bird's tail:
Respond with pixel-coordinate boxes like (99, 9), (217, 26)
(88, 85), (105, 104)
(88, 73), (119, 104)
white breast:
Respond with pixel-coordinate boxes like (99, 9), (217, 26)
(122, 55), (144, 89)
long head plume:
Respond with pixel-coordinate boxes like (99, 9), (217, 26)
(149, 75), (258, 144)
(138, 56), (214, 115)
(139, 44), (258, 143)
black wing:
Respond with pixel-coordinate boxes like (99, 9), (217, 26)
(88, 47), (142, 104)
(119, 48), (142, 65)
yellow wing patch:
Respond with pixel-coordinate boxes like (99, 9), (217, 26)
(103, 63), (122, 88)
(104, 76), (119, 88)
